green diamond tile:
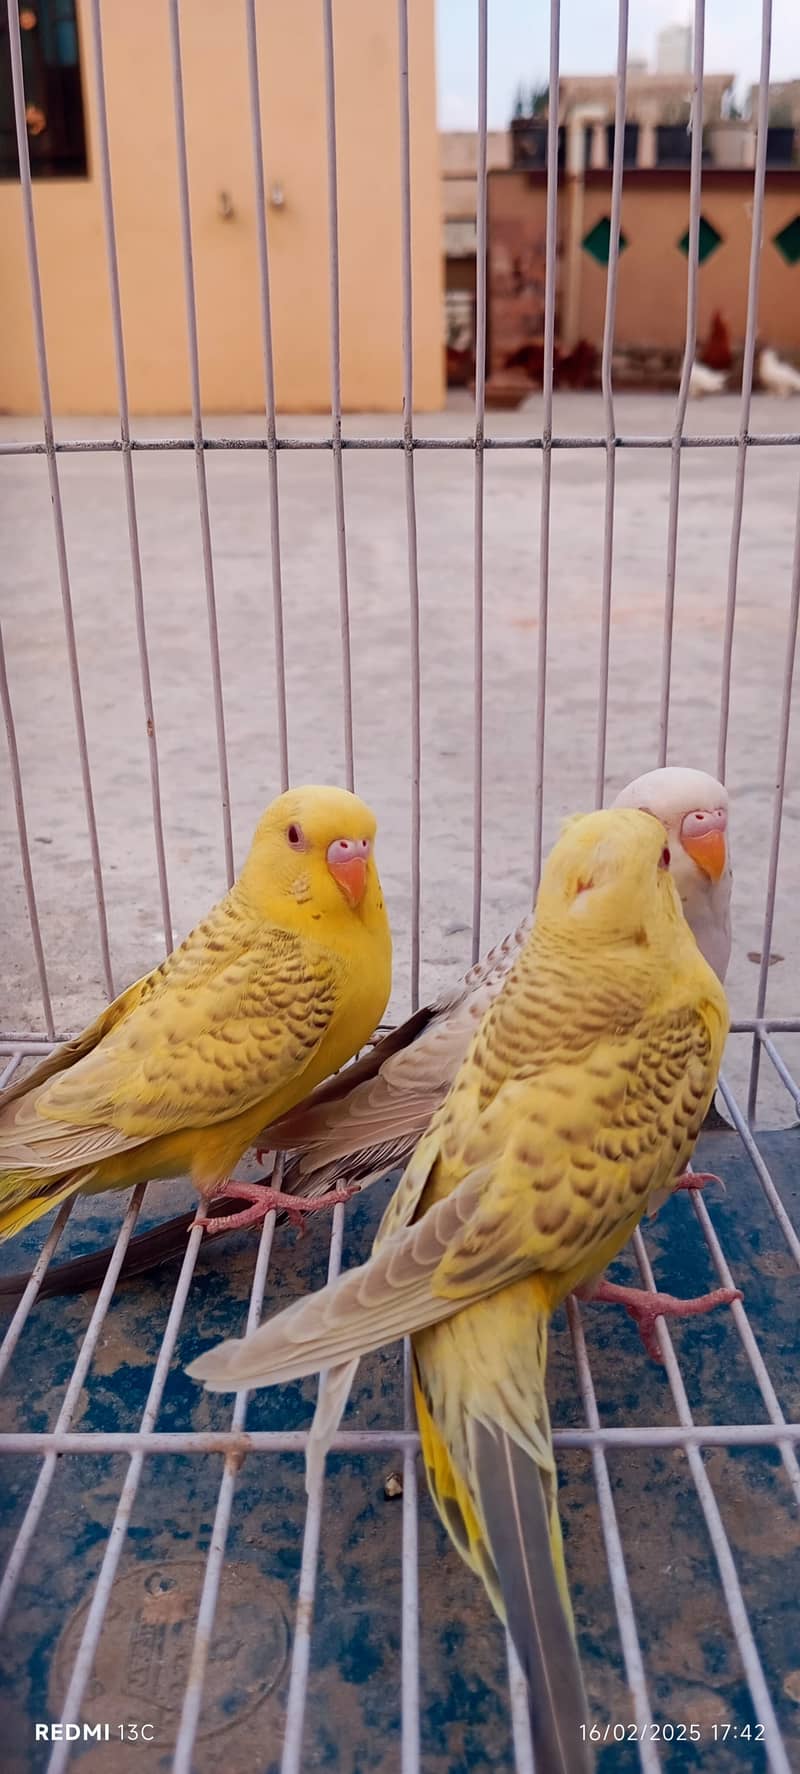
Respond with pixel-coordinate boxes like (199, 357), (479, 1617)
(582, 216), (628, 266)
(678, 215), (723, 264)
(773, 214), (800, 266)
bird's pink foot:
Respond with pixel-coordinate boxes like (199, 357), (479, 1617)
(578, 1277), (742, 1362)
(198, 1178), (359, 1235)
(673, 1169), (725, 1195)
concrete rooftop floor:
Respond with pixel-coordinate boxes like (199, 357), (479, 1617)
(1, 391), (798, 1124)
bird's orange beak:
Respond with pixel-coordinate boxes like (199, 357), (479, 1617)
(326, 837), (370, 907)
(680, 810), (727, 883)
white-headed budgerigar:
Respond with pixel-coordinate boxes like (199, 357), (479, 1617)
(189, 808), (730, 1770)
(265, 766), (731, 1199)
(0, 786), (391, 1242)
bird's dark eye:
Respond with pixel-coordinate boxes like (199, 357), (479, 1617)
(287, 823), (303, 848)
(660, 846), (671, 869)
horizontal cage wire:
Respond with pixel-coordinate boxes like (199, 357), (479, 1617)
(1, 0), (799, 1769)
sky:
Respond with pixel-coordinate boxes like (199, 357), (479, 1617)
(437, 0), (800, 129)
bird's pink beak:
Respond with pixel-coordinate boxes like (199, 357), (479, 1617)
(326, 836), (371, 907)
(680, 808), (727, 883)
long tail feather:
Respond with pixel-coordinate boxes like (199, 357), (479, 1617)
(0, 1198), (240, 1305)
(470, 1419), (592, 1774)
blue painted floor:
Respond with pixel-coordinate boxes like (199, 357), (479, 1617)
(1, 1120), (798, 1772)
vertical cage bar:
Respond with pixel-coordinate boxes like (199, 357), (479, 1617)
(566, 1299), (660, 1773)
(716, 0), (772, 783)
(0, 1055), (21, 1090)
(88, 0), (173, 953)
(5, 0), (114, 999)
(470, 0), (488, 962)
(167, 0), (235, 884)
(244, 0), (290, 790)
(279, 1471), (324, 1774)
(758, 1029), (800, 1116)
(506, 1637), (536, 1773)
(280, 1202), (347, 1774)
(172, 1206), (278, 1769)
(46, 1221), (208, 1773)
(0, 1202), (72, 1380)
(631, 1230), (791, 1774)
(0, 1183), (148, 1633)
(322, 0), (356, 790)
(593, 0), (629, 808)
(531, 0), (560, 888)
(397, 0), (422, 1008)
(400, 1342), (420, 1774)
(0, 621), (54, 1035)
(685, 1186), (800, 1505)
(747, 476), (800, 1120)
(657, 0), (705, 765)
(718, 1073), (800, 1266)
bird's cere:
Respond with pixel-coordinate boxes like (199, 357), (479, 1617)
(326, 836), (371, 907)
(679, 807), (727, 882)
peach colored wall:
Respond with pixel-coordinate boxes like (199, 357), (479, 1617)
(577, 173), (800, 354)
(487, 169), (800, 363)
(0, 0), (443, 414)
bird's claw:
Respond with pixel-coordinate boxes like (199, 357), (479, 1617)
(673, 1169), (726, 1197)
(198, 1178), (360, 1236)
(281, 1181), (361, 1237)
(580, 1278), (742, 1362)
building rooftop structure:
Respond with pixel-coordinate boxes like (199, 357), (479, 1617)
(656, 22), (693, 76)
(748, 79), (800, 125)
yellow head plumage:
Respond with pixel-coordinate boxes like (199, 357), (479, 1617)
(534, 806), (686, 954)
(237, 784), (386, 933)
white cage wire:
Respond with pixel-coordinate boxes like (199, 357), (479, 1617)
(1, 0), (799, 1770)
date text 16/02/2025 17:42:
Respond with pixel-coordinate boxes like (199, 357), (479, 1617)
(580, 1723), (767, 1746)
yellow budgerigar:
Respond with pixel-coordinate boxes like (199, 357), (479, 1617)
(0, 786), (391, 1242)
(189, 808), (729, 1770)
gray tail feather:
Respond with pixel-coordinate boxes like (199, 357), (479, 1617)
(470, 1420), (593, 1774)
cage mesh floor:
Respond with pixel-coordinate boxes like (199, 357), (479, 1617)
(1, 1035), (799, 1773)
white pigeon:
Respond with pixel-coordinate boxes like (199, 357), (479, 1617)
(759, 347), (800, 398)
(689, 361), (727, 399)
